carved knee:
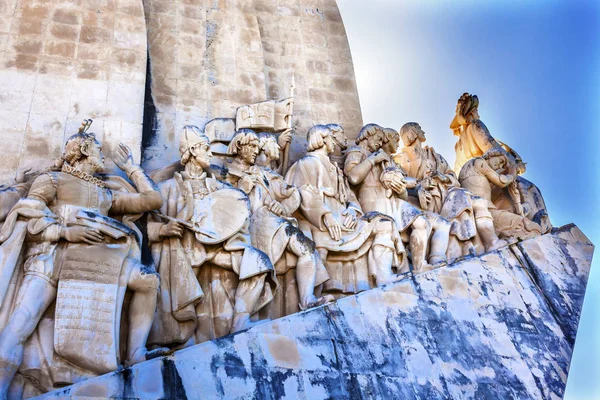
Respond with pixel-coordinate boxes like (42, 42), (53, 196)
(374, 217), (395, 235)
(128, 263), (160, 292)
(412, 215), (430, 232)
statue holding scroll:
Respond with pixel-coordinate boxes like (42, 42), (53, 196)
(285, 125), (403, 293)
(0, 123), (165, 395)
(226, 130), (332, 319)
(147, 126), (277, 347)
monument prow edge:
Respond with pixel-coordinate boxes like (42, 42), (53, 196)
(40, 224), (593, 400)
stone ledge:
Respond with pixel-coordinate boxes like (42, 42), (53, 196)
(41, 224), (593, 399)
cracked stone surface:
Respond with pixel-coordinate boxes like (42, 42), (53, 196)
(40, 224), (593, 399)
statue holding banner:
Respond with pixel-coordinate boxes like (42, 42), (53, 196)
(0, 122), (166, 395)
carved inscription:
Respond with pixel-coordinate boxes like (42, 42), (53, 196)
(54, 241), (130, 374)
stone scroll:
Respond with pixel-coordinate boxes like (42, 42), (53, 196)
(54, 240), (130, 374)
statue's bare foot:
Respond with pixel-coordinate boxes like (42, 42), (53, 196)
(302, 294), (335, 310)
(485, 238), (509, 252)
(231, 314), (270, 334)
(428, 255), (447, 267)
(413, 263), (436, 274)
(125, 347), (170, 367)
(376, 274), (403, 287)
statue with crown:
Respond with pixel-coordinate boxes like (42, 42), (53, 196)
(0, 121), (169, 397)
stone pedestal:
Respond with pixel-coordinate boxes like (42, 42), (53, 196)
(39, 224), (593, 400)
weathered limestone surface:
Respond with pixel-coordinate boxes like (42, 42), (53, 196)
(41, 224), (593, 400)
(142, 0), (363, 170)
(0, 0), (147, 181)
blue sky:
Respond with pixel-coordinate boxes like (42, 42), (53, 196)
(337, 0), (600, 398)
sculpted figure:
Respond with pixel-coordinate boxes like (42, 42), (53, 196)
(285, 125), (403, 293)
(147, 126), (276, 346)
(256, 129), (293, 175)
(0, 124), (164, 395)
(326, 124), (349, 169)
(396, 122), (507, 256)
(450, 93), (551, 234)
(345, 124), (438, 272)
(226, 130), (332, 318)
(459, 148), (542, 241)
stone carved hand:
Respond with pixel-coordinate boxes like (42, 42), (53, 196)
(388, 179), (406, 196)
(269, 200), (286, 217)
(323, 213), (343, 241)
(160, 220), (183, 238)
(113, 143), (135, 171)
(370, 150), (389, 165)
(341, 208), (357, 231)
(278, 129), (293, 148)
(62, 226), (104, 244)
(239, 175), (256, 194)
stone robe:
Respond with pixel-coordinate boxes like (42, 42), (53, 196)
(459, 158), (542, 240)
(0, 170), (156, 391)
(227, 161), (329, 318)
(454, 119), (503, 173)
(396, 146), (478, 241)
(345, 146), (419, 235)
(147, 172), (276, 346)
(285, 151), (403, 294)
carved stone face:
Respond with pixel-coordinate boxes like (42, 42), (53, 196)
(190, 141), (212, 169)
(85, 140), (105, 171)
(416, 125), (426, 142)
(488, 155), (506, 172)
(324, 133), (336, 155)
(331, 129), (347, 150)
(366, 132), (384, 153)
(263, 139), (280, 161)
(384, 134), (400, 155)
(239, 139), (260, 165)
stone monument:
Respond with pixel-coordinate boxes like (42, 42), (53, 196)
(0, 1), (592, 399)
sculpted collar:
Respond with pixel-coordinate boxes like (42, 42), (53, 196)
(181, 171), (207, 181)
(61, 163), (105, 188)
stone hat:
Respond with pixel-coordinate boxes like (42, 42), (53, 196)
(179, 125), (209, 155)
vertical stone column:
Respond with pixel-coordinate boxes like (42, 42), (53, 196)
(0, 0), (147, 182)
(254, 0), (363, 140)
(142, 0), (267, 170)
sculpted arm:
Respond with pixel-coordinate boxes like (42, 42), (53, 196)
(472, 120), (501, 154)
(477, 159), (514, 188)
(147, 182), (176, 242)
(110, 144), (163, 214)
(286, 159), (332, 230)
(344, 151), (372, 186)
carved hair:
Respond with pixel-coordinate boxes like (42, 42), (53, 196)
(326, 124), (343, 134)
(356, 123), (382, 143)
(180, 125), (209, 165)
(382, 128), (399, 144)
(227, 129), (259, 156)
(457, 93), (479, 120)
(55, 132), (98, 168)
(399, 122), (421, 147)
(482, 147), (507, 160)
(258, 132), (277, 148)
(307, 125), (331, 151)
